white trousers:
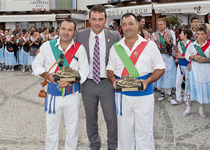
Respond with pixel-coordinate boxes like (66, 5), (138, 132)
(45, 92), (80, 150)
(176, 65), (187, 101)
(116, 94), (155, 150)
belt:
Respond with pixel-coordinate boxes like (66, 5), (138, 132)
(88, 78), (106, 80)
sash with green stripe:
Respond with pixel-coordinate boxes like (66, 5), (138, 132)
(113, 41), (148, 78)
(113, 42), (139, 78)
(180, 41), (187, 55)
(193, 44), (210, 64)
(49, 39), (70, 69)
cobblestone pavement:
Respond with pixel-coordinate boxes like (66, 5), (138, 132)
(0, 71), (210, 150)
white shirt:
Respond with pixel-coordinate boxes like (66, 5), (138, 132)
(88, 29), (106, 79)
(32, 38), (89, 84)
(185, 40), (210, 61)
(107, 35), (165, 77)
(178, 40), (191, 55)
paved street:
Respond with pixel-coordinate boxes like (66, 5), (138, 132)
(0, 71), (210, 150)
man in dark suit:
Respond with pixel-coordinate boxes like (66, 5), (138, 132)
(74, 4), (121, 150)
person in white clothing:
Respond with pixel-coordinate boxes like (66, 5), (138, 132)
(107, 13), (165, 150)
(184, 27), (210, 118)
(32, 19), (89, 150)
(171, 29), (192, 105)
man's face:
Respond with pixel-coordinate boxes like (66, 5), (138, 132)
(121, 15), (139, 39)
(89, 11), (107, 35)
(191, 19), (200, 29)
(197, 30), (206, 42)
(157, 21), (166, 32)
(139, 18), (145, 29)
(59, 21), (76, 43)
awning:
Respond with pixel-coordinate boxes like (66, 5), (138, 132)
(0, 14), (56, 22)
(153, 1), (210, 15)
(106, 4), (152, 19)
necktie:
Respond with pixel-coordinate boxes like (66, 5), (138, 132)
(93, 36), (101, 84)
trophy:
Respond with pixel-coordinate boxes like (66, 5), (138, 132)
(116, 75), (144, 91)
(53, 66), (80, 82)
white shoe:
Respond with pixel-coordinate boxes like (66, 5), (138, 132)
(7, 69), (11, 72)
(3, 68), (6, 71)
(171, 99), (182, 105)
(22, 68), (25, 72)
(158, 94), (165, 101)
(11, 68), (14, 72)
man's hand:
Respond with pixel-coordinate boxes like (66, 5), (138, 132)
(47, 73), (56, 83)
(194, 55), (207, 63)
(139, 79), (148, 91)
(113, 79), (119, 89)
(57, 81), (71, 88)
(152, 34), (157, 42)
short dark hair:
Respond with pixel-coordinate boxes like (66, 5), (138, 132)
(197, 27), (206, 34)
(191, 17), (199, 23)
(136, 15), (145, 22)
(49, 28), (55, 34)
(121, 13), (137, 21)
(89, 5), (106, 19)
(183, 29), (192, 39)
(60, 19), (76, 31)
(42, 27), (48, 32)
(22, 29), (28, 35)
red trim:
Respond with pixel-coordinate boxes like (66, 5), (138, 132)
(121, 40), (149, 77)
(160, 32), (165, 48)
(181, 41), (191, 56)
(196, 41), (210, 56)
(54, 42), (81, 73)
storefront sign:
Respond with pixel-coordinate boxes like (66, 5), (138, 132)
(30, 0), (49, 11)
(106, 5), (152, 17)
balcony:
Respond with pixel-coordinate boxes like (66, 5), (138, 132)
(50, 0), (77, 10)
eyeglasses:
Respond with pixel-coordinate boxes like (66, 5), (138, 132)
(58, 54), (64, 67)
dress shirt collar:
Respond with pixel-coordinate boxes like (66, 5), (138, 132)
(54, 38), (75, 53)
(117, 34), (147, 46)
(90, 29), (105, 40)
(194, 40), (207, 47)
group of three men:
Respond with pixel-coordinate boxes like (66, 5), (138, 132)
(32, 5), (165, 150)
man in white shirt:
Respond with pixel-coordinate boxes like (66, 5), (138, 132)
(32, 19), (89, 150)
(107, 13), (165, 150)
(152, 18), (177, 102)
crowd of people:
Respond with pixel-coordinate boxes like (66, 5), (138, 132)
(1, 4), (210, 150)
(0, 26), (58, 73)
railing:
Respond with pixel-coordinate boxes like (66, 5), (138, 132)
(50, 0), (77, 10)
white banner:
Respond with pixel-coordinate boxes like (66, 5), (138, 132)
(153, 1), (210, 15)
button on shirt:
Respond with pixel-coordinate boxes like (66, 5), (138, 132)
(32, 38), (89, 84)
(88, 29), (106, 79)
(107, 35), (165, 77)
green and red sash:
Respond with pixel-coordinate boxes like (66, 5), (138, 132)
(113, 40), (149, 78)
(180, 41), (191, 56)
(193, 41), (210, 64)
(49, 39), (81, 73)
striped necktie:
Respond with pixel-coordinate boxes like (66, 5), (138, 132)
(93, 36), (101, 84)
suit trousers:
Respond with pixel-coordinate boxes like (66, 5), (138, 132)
(116, 94), (155, 150)
(82, 79), (117, 150)
(45, 92), (80, 150)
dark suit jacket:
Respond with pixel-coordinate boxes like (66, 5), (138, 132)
(74, 27), (121, 92)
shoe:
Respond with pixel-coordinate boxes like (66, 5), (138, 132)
(7, 69), (11, 72)
(158, 94), (165, 101)
(171, 99), (182, 105)
(22, 68), (25, 72)
(11, 68), (14, 72)
(3, 68), (6, 71)
(29, 68), (32, 72)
